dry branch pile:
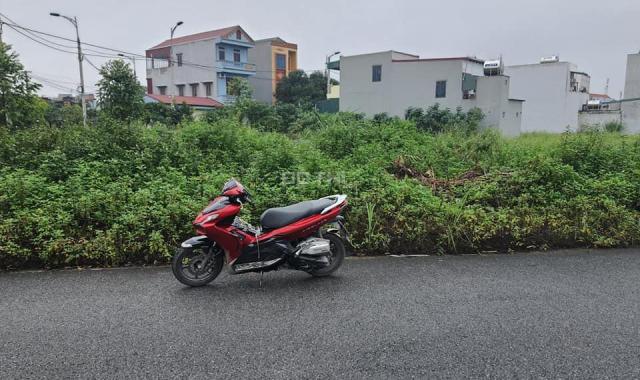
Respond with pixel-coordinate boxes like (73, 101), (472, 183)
(391, 156), (507, 191)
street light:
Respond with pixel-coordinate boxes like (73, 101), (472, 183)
(169, 21), (183, 98)
(118, 53), (137, 78)
(50, 11), (86, 127)
(326, 51), (341, 96)
(170, 21), (183, 40)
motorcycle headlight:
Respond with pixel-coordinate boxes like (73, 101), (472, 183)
(204, 214), (219, 223)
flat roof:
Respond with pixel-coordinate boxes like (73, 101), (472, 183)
(392, 56), (485, 65)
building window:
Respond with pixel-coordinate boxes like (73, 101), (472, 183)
(204, 82), (212, 97)
(236, 30), (242, 40)
(372, 65), (382, 82)
(275, 53), (287, 82)
(435, 80), (447, 98)
(218, 47), (225, 61)
(233, 49), (241, 63)
(176, 53), (183, 67)
(516, 112), (520, 117)
(276, 54), (286, 70)
(158, 86), (167, 95)
(177, 84), (185, 96)
(502, 111), (506, 118)
(190, 83), (198, 97)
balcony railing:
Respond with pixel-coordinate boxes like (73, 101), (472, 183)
(217, 60), (256, 73)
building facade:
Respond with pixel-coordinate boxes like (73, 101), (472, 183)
(248, 38), (298, 104)
(621, 53), (640, 133)
(145, 25), (256, 104)
(504, 60), (590, 133)
(339, 51), (523, 136)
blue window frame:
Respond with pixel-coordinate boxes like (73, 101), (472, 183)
(276, 54), (286, 70)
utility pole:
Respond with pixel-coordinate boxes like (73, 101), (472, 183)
(50, 12), (86, 127)
(326, 51), (340, 98)
(169, 21), (183, 99)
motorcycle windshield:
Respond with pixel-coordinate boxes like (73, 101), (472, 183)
(202, 197), (230, 214)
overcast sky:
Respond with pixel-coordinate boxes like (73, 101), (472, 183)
(1, 0), (638, 97)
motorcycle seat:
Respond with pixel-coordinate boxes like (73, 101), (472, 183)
(260, 198), (335, 230)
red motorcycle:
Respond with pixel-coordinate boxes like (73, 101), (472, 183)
(172, 179), (349, 287)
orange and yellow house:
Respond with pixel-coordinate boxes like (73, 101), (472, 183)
(248, 37), (298, 104)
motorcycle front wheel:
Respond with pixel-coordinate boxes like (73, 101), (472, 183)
(171, 245), (224, 287)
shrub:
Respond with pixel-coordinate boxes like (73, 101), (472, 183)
(604, 121), (624, 133)
(1, 111), (639, 269)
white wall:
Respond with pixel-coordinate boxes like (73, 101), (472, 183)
(622, 53), (640, 133)
(578, 110), (622, 127)
(147, 39), (218, 97)
(340, 52), (521, 135)
(340, 52), (477, 117)
(248, 40), (273, 104)
(339, 51), (395, 116)
(388, 60), (469, 116)
(474, 76), (522, 136)
(505, 62), (589, 133)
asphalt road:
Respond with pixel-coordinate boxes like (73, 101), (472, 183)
(1, 249), (640, 379)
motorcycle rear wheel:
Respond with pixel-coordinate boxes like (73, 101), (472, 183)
(308, 233), (346, 277)
(172, 245), (224, 287)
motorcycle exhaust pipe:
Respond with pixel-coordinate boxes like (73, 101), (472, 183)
(294, 238), (331, 263)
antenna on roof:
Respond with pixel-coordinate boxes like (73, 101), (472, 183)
(605, 78), (610, 96)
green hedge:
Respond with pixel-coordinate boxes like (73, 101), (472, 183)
(1, 116), (639, 269)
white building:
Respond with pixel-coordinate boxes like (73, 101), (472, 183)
(504, 58), (590, 133)
(338, 51), (523, 136)
(145, 25), (256, 104)
(621, 52), (640, 133)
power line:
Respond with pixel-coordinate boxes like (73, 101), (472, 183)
(2, 13), (328, 87)
(84, 56), (101, 71)
(2, 17), (321, 75)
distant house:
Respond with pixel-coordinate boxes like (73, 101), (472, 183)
(504, 58), (591, 132)
(144, 94), (223, 117)
(41, 93), (97, 109)
(248, 37), (298, 104)
(338, 50), (523, 136)
(145, 25), (256, 105)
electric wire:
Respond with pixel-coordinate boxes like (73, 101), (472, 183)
(1, 13), (330, 90)
(2, 18), (324, 76)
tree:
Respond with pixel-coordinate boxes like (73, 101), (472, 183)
(405, 104), (483, 134)
(45, 104), (84, 127)
(0, 43), (43, 128)
(274, 70), (330, 106)
(226, 77), (252, 101)
(97, 59), (145, 122)
(143, 102), (193, 126)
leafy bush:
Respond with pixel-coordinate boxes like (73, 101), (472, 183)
(604, 121), (624, 133)
(0, 113), (639, 269)
(405, 104), (483, 134)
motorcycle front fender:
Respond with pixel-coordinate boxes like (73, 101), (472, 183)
(180, 235), (212, 249)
